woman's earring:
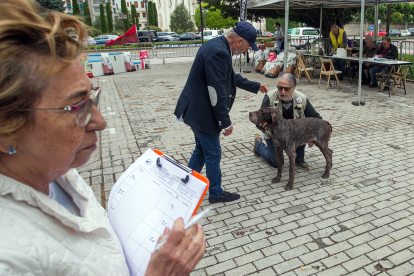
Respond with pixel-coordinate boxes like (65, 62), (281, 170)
(7, 147), (16, 155)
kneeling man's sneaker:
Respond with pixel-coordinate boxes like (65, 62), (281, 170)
(295, 161), (309, 170)
(253, 134), (262, 157)
(209, 191), (240, 204)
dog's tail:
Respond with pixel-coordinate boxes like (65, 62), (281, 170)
(326, 121), (332, 141)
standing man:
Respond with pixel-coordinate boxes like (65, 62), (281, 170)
(351, 35), (381, 85)
(368, 36), (398, 88)
(253, 73), (322, 170)
(174, 21), (268, 204)
(329, 24), (348, 80)
(273, 22), (285, 53)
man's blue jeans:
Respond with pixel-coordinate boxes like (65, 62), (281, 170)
(255, 139), (305, 168)
(188, 128), (224, 199)
(334, 59), (345, 80)
(369, 65), (389, 85)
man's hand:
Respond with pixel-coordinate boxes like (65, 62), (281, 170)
(352, 53), (357, 57)
(259, 84), (268, 93)
(379, 54), (384, 58)
(224, 126), (233, 136)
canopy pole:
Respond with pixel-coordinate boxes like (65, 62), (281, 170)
(319, 5), (322, 44)
(374, 2), (378, 42)
(283, 0), (289, 71)
(357, 0), (365, 105)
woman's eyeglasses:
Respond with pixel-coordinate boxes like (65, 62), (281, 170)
(18, 87), (101, 127)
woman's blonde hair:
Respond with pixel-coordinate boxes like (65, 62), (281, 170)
(0, 0), (87, 136)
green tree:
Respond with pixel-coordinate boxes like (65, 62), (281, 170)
(93, 16), (101, 30)
(114, 14), (124, 32)
(131, 4), (139, 27)
(99, 4), (107, 33)
(36, 0), (65, 12)
(170, 3), (194, 32)
(194, 4), (237, 29)
(83, 2), (92, 26)
(149, 26), (162, 32)
(120, 0), (130, 31)
(266, 18), (299, 32)
(148, 1), (154, 26)
(106, 2), (113, 32)
(72, 0), (80, 15)
(153, 2), (159, 27)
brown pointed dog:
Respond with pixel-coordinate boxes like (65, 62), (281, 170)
(249, 107), (333, 190)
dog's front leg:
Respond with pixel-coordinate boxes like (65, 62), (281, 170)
(285, 149), (296, 190)
(272, 147), (284, 183)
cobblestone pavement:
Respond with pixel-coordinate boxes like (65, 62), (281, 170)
(79, 60), (414, 276)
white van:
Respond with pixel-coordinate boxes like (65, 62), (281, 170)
(203, 30), (223, 40)
(290, 27), (320, 50)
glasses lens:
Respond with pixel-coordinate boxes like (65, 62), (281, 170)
(76, 100), (93, 127)
(93, 88), (101, 107)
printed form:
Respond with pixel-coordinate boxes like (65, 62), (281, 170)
(108, 149), (207, 276)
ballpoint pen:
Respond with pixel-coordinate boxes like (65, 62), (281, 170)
(153, 208), (211, 252)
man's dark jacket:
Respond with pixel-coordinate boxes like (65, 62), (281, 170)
(378, 43), (398, 60)
(174, 36), (260, 135)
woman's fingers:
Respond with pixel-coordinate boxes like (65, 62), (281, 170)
(181, 224), (206, 272)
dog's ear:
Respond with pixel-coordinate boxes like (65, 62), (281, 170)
(271, 112), (280, 126)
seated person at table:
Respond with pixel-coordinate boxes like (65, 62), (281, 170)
(329, 24), (348, 81)
(368, 36), (398, 88)
(253, 73), (322, 170)
(352, 35), (381, 85)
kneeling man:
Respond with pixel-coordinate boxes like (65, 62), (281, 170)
(253, 72), (322, 170)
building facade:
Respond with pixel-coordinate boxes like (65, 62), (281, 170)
(157, 0), (197, 32)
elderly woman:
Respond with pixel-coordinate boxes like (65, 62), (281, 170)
(0, 0), (205, 275)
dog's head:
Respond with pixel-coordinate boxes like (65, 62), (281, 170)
(249, 107), (280, 127)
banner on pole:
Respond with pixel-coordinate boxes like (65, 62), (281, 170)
(240, 0), (247, 21)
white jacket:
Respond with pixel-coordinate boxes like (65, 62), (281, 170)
(0, 169), (129, 276)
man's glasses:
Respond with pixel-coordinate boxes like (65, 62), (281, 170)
(277, 85), (294, 92)
(19, 87), (101, 127)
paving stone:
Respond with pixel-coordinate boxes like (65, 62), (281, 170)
(273, 258), (304, 275)
(320, 252), (350, 268)
(84, 62), (414, 276)
(387, 249), (414, 266)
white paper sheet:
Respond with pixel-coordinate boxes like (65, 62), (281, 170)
(108, 149), (207, 276)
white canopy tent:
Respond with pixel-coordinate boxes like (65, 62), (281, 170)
(247, 0), (414, 104)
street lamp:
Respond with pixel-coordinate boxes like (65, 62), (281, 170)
(202, 8), (208, 29)
(142, 0), (152, 43)
(198, 0), (203, 44)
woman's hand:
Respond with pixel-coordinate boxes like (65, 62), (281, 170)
(145, 218), (206, 276)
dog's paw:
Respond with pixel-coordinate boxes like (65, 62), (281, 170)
(284, 183), (293, 190)
(322, 173), (330, 179)
(272, 176), (281, 183)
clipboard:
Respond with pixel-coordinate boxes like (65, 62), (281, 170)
(153, 149), (209, 217)
(107, 148), (209, 276)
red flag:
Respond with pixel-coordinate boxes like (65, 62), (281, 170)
(105, 24), (138, 47)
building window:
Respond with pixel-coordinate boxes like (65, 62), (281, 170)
(113, 7), (115, 12)
(92, 0), (104, 4)
(141, 2), (144, 8)
(134, 1), (138, 6)
(93, 7), (100, 13)
(143, 12), (146, 17)
(116, 3), (118, 9)
(127, 2), (129, 7)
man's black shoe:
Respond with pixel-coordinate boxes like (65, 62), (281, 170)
(209, 191), (240, 204)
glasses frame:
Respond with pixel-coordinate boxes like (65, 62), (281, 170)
(277, 84), (295, 92)
(18, 87), (101, 127)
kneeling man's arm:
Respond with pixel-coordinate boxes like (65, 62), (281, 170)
(304, 99), (322, 119)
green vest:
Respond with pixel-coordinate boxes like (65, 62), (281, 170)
(267, 88), (307, 119)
